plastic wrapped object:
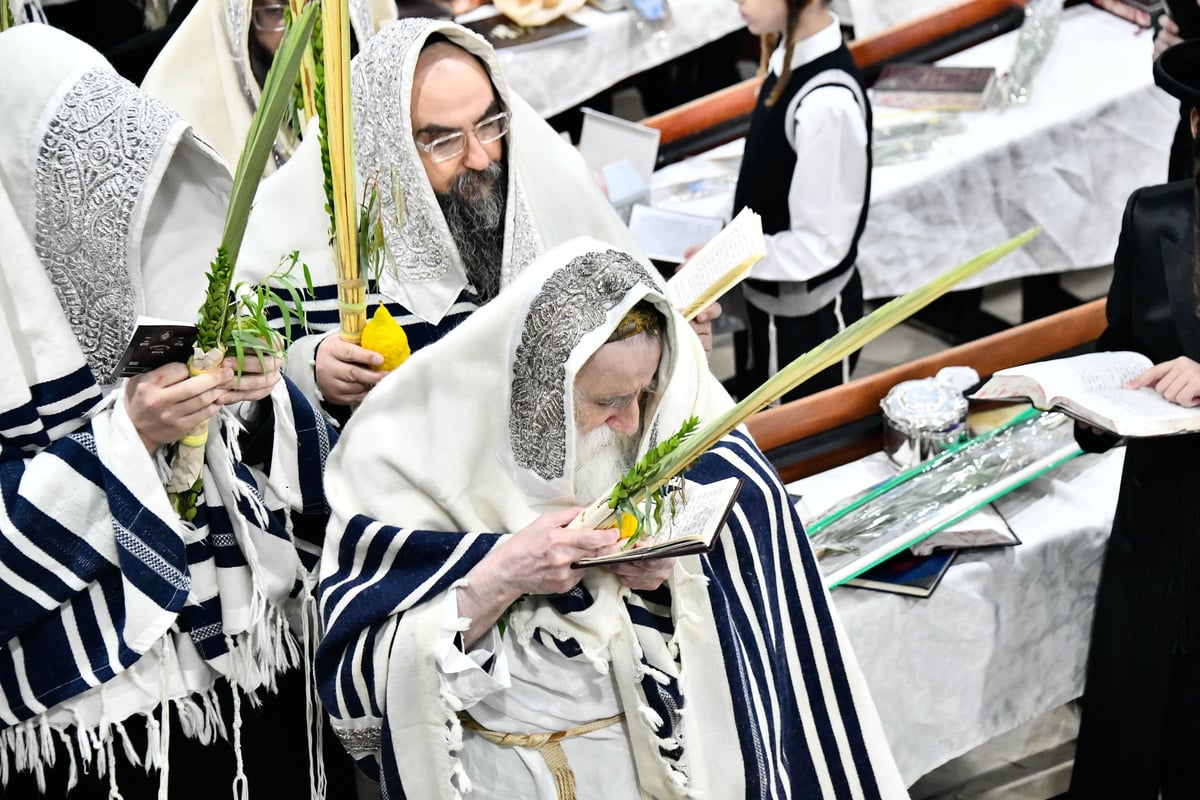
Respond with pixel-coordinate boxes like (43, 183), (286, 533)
(809, 409), (1081, 587)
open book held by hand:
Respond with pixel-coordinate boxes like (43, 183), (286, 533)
(971, 351), (1200, 438)
(573, 477), (743, 567)
(665, 207), (764, 320)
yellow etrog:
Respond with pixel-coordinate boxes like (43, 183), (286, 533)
(361, 305), (410, 371)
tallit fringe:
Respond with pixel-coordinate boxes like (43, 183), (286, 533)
(0, 596), (296, 795)
(0, 684), (227, 794)
(439, 616), (472, 800)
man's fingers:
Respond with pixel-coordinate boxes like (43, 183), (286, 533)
(327, 337), (385, 368)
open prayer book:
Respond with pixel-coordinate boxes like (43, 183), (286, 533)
(972, 351), (1200, 438)
(665, 207), (765, 321)
(573, 477), (743, 567)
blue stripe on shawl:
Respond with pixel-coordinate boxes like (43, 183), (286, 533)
(729, 432), (883, 797)
(317, 516), (502, 727)
(719, 431), (884, 800)
(179, 595), (230, 662)
(0, 367), (100, 454)
(626, 603), (674, 635)
(284, 376), (334, 516)
(263, 283), (480, 356)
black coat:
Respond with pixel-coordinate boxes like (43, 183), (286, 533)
(1069, 180), (1200, 798)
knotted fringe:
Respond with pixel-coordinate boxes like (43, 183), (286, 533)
(302, 592), (327, 800)
(0, 683), (230, 795)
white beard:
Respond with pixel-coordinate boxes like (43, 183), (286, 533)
(572, 424), (639, 504)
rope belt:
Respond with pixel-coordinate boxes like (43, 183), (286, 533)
(458, 711), (625, 800)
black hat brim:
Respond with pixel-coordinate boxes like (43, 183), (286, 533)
(1155, 40), (1200, 107)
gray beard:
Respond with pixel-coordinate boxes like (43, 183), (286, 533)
(437, 161), (507, 304)
(572, 424), (639, 504)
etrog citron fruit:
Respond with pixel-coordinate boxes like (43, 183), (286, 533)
(361, 305), (410, 371)
(618, 512), (639, 540)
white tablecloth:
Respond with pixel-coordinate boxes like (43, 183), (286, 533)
(788, 447), (1123, 785)
(650, 5), (1178, 299)
(482, 0), (746, 118)
(844, 0), (957, 39)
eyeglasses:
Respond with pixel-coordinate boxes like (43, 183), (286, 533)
(413, 111), (511, 163)
(251, 4), (287, 32)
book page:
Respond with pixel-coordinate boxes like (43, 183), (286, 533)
(979, 352), (1153, 410)
(627, 204), (725, 264)
(574, 477), (743, 566)
(1059, 386), (1200, 437)
(666, 207), (765, 320)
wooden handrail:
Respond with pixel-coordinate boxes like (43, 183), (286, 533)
(641, 0), (1020, 148)
(745, 298), (1107, 454)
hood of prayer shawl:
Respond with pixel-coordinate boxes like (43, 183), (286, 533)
(239, 18), (643, 326)
(329, 236), (731, 532)
(348, 18), (545, 324)
(0, 23), (229, 388)
(142, 0), (396, 172)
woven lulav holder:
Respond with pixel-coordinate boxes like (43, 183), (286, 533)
(165, 345), (225, 493)
(338, 275), (367, 344)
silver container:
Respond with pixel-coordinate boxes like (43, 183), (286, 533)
(880, 378), (970, 468)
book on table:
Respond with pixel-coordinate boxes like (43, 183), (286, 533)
(971, 351), (1200, 438)
(870, 63), (996, 110)
(664, 206), (764, 320)
(844, 550), (957, 598)
(909, 504), (1020, 556)
(573, 477), (743, 567)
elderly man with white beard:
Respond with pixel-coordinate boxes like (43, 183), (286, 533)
(315, 237), (908, 800)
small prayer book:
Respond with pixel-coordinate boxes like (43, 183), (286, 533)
(870, 64), (996, 110)
(971, 351), (1200, 438)
(627, 204), (725, 264)
(665, 207), (765, 321)
(844, 550), (956, 598)
(113, 316), (197, 378)
(573, 477), (743, 567)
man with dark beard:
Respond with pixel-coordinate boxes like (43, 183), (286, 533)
(239, 19), (652, 418)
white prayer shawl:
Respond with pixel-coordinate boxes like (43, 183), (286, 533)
(0, 24), (334, 789)
(317, 238), (908, 799)
(141, 0), (398, 174)
(237, 18), (642, 409)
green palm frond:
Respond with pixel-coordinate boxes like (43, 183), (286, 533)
(194, 1), (318, 352)
(578, 228), (1041, 530)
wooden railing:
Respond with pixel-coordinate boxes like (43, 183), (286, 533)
(744, 297), (1107, 482)
(640, 0), (1022, 161)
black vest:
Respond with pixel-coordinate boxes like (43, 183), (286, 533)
(734, 44), (872, 293)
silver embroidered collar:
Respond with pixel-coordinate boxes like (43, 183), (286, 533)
(34, 68), (179, 385)
(509, 250), (659, 481)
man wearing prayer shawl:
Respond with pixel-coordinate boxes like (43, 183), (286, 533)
(0, 24), (348, 798)
(238, 18), (654, 417)
(317, 237), (908, 799)
(142, 0), (397, 173)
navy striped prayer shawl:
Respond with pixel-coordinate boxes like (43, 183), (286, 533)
(316, 239), (906, 798)
(0, 26), (337, 792)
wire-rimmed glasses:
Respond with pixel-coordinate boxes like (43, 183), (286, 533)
(413, 111), (511, 163)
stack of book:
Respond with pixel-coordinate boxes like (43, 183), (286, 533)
(870, 63), (996, 111)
